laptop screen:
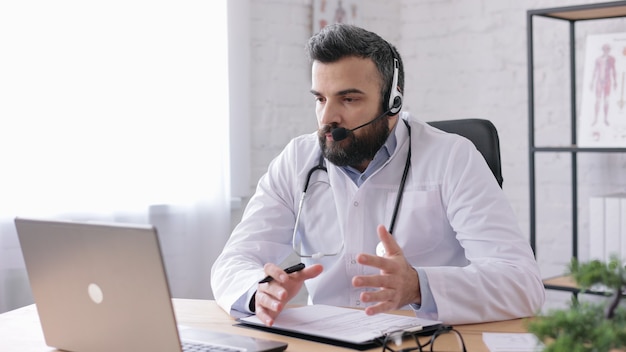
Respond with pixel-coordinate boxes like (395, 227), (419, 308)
(15, 217), (287, 352)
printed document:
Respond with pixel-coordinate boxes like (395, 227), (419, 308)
(238, 304), (442, 345)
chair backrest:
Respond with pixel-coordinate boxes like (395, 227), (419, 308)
(427, 118), (503, 188)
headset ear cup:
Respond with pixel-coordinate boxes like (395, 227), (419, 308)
(388, 92), (403, 115)
(387, 57), (402, 115)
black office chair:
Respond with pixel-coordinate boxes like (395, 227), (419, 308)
(427, 118), (504, 188)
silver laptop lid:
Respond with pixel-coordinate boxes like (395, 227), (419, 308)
(15, 217), (288, 352)
(15, 218), (181, 352)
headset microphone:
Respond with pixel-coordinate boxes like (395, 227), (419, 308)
(330, 106), (395, 141)
(330, 128), (350, 142)
(330, 99), (402, 142)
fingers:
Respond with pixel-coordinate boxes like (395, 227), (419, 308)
(301, 263), (324, 280)
(376, 224), (402, 257)
(254, 288), (286, 326)
(352, 272), (404, 316)
(352, 265), (420, 316)
(351, 225), (420, 314)
(262, 263), (323, 284)
(255, 263), (324, 326)
(364, 300), (397, 316)
(354, 225), (404, 274)
(355, 252), (393, 273)
(353, 225), (405, 284)
(351, 258), (405, 293)
(261, 263), (289, 283)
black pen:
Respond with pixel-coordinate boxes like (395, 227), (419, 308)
(258, 263), (305, 284)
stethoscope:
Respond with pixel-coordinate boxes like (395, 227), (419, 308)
(291, 119), (411, 259)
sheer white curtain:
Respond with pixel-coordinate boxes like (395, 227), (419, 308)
(0, 0), (231, 312)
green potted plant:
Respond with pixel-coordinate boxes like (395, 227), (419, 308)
(528, 256), (626, 351)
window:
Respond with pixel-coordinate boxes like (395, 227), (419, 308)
(0, 0), (232, 311)
(0, 0), (229, 215)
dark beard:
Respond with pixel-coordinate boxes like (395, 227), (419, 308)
(317, 115), (390, 168)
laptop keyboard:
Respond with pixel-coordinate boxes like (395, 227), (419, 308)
(181, 341), (244, 352)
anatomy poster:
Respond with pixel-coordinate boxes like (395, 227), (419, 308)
(312, 0), (361, 34)
(579, 32), (626, 147)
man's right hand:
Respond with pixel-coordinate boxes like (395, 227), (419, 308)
(254, 262), (323, 326)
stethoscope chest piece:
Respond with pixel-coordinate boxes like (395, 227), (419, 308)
(376, 241), (386, 257)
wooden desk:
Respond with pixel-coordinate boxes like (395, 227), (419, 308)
(0, 299), (530, 351)
(543, 275), (579, 293)
(543, 274), (617, 297)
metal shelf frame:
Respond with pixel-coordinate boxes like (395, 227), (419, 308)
(527, 1), (626, 293)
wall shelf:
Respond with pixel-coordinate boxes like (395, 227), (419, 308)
(527, 1), (626, 295)
(532, 146), (626, 152)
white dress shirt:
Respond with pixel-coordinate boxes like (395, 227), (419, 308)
(211, 112), (545, 324)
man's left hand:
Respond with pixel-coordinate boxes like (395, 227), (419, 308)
(352, 224), (421, 315)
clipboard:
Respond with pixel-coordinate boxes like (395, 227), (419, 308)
(236, 305), (443, 350)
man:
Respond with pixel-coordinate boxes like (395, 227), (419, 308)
(211, 24), (545, 326)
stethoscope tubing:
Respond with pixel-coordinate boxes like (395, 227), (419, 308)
(292, 119), (411, 258)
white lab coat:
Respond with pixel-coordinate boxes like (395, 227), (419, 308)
(211, 112), (545, 324)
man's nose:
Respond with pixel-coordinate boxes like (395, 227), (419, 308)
(319, 102), (341, 126)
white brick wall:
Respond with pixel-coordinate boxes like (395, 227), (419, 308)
(248, 0), (315, 187)
(245, 0), (626, 309)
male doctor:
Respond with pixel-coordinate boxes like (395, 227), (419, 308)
(211, 24), (545, 326)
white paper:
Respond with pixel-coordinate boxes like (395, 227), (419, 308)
(482, 332), (544, 352)
(239, 304), (442, 344)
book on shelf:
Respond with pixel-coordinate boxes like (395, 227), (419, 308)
(619, 194), (626, 263)
(589, 195), (606, 261)
(588, 193), (626, 263)
(606, 195), (622, 261)
(579, 32), (626, 147)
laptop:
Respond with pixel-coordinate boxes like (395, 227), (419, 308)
(14, 217), (287, 352)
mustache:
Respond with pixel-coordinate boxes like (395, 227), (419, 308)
(319, 124), (336, 134)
